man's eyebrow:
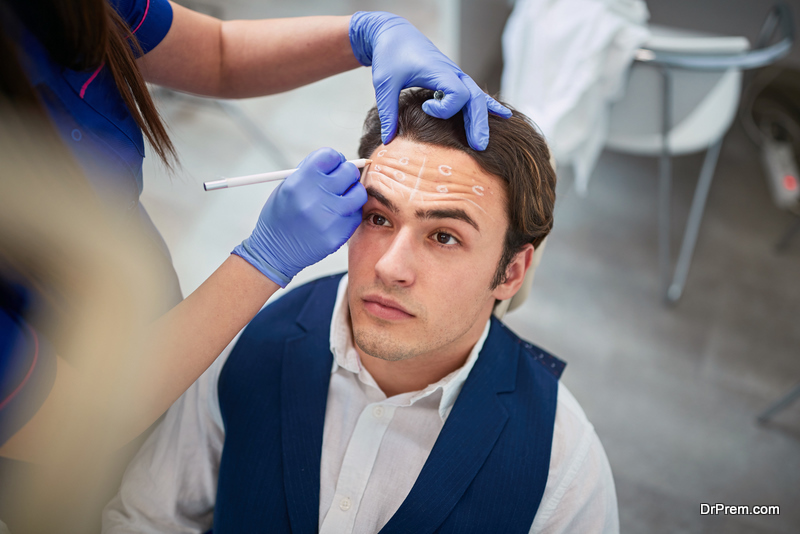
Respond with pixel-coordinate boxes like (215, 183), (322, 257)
(416, 207), (481, 233)
(365, 186), (399, 214)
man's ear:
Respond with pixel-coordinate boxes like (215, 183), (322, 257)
(492, 244), (534, 301)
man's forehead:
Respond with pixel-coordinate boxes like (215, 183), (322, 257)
(362, 140), (505, 222)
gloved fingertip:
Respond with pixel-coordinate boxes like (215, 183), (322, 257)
(343, 182), (368, 212)
(306, 147), (345, 173)
(485, 94), (512, 117)
(467, 131), (489, 151)
(422, 100), (453, 120)
(381, 128), (396, 145)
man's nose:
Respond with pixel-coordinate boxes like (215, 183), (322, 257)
(374, 229), (416, 287)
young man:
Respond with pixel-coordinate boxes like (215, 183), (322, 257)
(103, 90), (618, 533)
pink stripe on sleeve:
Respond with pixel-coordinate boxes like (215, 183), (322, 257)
(131, 0), (151, 34)
(79, 62), (105, 99)
(0, 323), (40, 412)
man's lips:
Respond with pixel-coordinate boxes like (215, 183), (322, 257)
(362, 295), (414, 320)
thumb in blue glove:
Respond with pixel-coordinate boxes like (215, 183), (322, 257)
(349, 11), (512, 151)
(233, 148), (368, 287)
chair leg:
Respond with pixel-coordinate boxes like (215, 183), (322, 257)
(757, 382), (800, 423)
(659, 67), (674, 302)
(666, 139), (723, 303)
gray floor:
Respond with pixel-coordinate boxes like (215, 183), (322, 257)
(142, 2), (800, 533)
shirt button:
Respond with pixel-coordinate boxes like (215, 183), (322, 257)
(372, 405), (385, 418)
(71, 129), (82, 141)
(339, 497), (351, 511)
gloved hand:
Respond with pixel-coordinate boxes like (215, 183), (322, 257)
(233, 148), (367, 287)
(349, 11), (512, 151)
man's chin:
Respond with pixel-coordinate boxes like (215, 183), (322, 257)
(352, 327), (418, 363)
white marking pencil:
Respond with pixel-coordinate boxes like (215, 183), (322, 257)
(204, 158), (372, 191)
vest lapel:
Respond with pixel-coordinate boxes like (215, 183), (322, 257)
(380, 319), (517, 534)
(280, 277), (341, 534)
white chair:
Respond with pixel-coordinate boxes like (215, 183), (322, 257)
(605, 2), (794, 304)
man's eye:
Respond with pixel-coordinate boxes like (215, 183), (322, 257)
(434, 232), (458, 246)
(368, 214), (389, 226)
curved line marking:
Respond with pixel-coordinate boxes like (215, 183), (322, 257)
(0, 322), (40, 412)
(81, 0), (150, 98)
(79, 63), (105, 99)
(131, 0), (151, 34)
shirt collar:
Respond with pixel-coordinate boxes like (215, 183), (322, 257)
(329, 274), (491, 421)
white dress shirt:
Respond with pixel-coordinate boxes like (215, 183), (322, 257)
(103, 275), (619, 533)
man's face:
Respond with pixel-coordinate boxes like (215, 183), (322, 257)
(347, 138), (511, 363)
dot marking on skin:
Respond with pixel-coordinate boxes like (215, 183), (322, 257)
(377, 150), (387, 157)
(438, 165), (452, 176)
(394, 171), (406, 182)
(399, 157), (409, 165)
(436, 185), (449, 193)
(472, 185), (485, 196)
(374, 165), (381, 172)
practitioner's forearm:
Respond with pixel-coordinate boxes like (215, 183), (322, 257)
(139, 2), (359, 98)
(137, 255), (278, 427)
(0, 256), (277, 462)
(217, 16), (359, 98)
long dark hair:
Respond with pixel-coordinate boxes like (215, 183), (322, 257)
(1, 0), (176, 167)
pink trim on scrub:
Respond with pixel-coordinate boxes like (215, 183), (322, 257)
(79, 62), (105, 99)
(131, 0), (151, 34)
(0, 323), (40, 412)
(80, 0), (151, 98)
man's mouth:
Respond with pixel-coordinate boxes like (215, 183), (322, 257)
(361, 295), (414, 321)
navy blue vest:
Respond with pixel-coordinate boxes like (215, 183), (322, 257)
(214, 274), (566, 533)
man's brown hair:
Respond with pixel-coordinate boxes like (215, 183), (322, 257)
(358, 88), (556, 288)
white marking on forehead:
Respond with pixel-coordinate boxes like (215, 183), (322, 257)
(436, 184), (449, 193)
(374, 164), (381, 172)
(438, 165), (452, 176)
(394, 171), (406, 182)
(408, 156), (427, 202)
(465, 198), (491, 219)
(377, 149), (387, 157)
(472, 185), (485, 196)
(399, 156), (409, 165)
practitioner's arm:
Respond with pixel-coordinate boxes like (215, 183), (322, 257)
(0, 257), (273, 462)
(137, 3), (358, 98)
(138, 2), (511, 150)
(0, 148), (366, 462)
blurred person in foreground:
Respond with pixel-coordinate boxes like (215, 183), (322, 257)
(0, 46), (366, 534)
(105, 89), (619, 534)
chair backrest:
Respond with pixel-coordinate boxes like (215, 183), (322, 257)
(605, 2), (794, 156)
(606, 26), (749, 156)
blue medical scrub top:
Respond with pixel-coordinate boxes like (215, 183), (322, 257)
(14, 0), (174, 208)
(1, 0), (180, 447)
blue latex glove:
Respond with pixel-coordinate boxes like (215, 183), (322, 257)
(349, 11), (512, 151)
(232, 148), (367, 287)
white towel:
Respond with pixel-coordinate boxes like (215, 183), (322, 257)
(502, 0), (650, 194)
